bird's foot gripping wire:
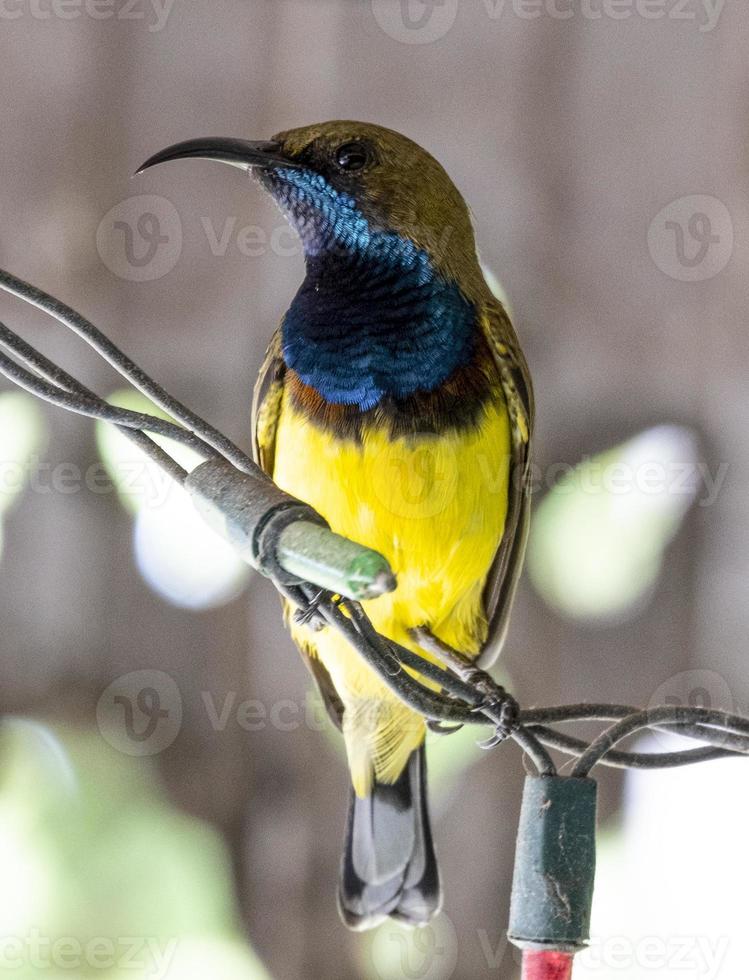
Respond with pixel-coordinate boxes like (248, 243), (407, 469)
(464, 667), (519, 749)
(291, 588), (347, 631)
(292, 589), (328, 629)
(410, 627), (519, 748)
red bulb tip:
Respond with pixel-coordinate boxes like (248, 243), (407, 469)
(522, 949), (575, 980)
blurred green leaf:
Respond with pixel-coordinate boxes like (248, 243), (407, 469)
(528, 426), (700, 623)
(0, 722), (272, 979)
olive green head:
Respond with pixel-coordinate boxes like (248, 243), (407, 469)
(138, 120), (484, 292)
(269, 120), (479, 278)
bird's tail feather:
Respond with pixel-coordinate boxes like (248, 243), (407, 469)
(338, 744), (441, 930)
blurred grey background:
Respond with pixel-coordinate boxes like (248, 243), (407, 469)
(0, 2), (747, 978)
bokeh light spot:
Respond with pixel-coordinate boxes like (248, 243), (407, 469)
(97, 389), (252, 610)
(134, 486), (251, 610)
(0, 390), (47, 516)
(528, 426), (700, 623)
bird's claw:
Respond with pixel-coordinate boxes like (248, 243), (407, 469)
(293, 589), (327, 630)
(488, 700), (519, 742)
(469, 675), (520, 750)
(427, 719), (464, 736)
(409, 627), (518, 748)
(477, 731), (504, 750)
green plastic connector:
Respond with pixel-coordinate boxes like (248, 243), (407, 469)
(508, 774), (597, 953)
(185, 459), (397, 602)
(277, 520), (396, 601)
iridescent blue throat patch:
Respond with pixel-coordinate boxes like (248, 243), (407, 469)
(270, 168), (476, 410)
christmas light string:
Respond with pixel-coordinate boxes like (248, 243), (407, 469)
(2, 267), (746, 979)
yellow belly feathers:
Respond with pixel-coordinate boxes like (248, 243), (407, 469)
(272, 389), (511, 795)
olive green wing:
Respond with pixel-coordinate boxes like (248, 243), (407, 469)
(477, 300), (534, 667)
(251, 328), (286, 475)
(251, 329), (345, 730)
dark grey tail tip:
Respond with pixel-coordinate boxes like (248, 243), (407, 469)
(337, 898), (387, 932)
(390, 903), (443, 928)
(338, 745), (441, 932)
(337, 894), (443, 931)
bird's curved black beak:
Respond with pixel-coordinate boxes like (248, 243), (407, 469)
(136, 138), (301, 175)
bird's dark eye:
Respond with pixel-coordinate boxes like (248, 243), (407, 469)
(335, 141), (371, 172)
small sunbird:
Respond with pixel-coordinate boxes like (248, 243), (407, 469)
(139, 121), (533, 930)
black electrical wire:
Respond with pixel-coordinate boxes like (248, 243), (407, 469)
(0, 268), (259, 477)
(2, 267), (749, 780)
(509, 727), (556, 776)
(520, 702), (749, 769)
(521, 703), (637, 724)
(320, 598), (473, 725)
(342, 599), (556, 775)
(0, 348), (215, 456)
(0, 321), (189, 484)
(571, 706), (749, 777)
(528, 725), (740, 770)
(388, 639), (484, 705)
